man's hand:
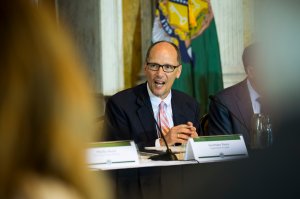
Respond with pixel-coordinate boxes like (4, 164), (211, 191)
(160, 122), (198, 146)
(187, 122), (198, 138)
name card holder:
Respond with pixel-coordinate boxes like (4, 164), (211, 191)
(87, 140), (139, 165)
(184, 135), (248, 163)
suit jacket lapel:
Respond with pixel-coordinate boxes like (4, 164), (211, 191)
(135, 84), (158, 141)
(235, 79), (253, 134)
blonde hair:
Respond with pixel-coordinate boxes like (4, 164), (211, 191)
(0, 1), (109, 198)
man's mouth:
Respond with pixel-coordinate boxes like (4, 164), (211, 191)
(154, 80), (166, 87)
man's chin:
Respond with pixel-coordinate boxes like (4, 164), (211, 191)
(153, 90), (168, 99)
(153, 92), (163, 98)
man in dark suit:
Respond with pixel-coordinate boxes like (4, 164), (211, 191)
(208, 44), (264, 145)
(104, 41), (201, 149)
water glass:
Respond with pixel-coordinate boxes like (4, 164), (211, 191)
(250, 114), (273, 149)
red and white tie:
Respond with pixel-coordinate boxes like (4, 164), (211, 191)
(158, 101), (170, 136)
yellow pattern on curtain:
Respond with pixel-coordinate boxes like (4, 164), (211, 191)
(123, 0), (142, 89)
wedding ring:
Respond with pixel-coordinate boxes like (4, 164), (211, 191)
(177, 133), (180, 138)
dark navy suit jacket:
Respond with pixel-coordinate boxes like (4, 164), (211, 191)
(104, 83), (202, 149)
(208, 79), (253, 145)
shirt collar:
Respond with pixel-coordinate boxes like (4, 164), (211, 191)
(247, 79), (260, 102)
(146, 83), (172, 108)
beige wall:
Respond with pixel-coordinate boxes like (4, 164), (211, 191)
(211, 0), (254, 88)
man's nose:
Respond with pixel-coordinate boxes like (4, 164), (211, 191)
(156, 66), (165, 76)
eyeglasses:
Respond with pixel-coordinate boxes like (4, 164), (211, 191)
(146, 62), (180, 73)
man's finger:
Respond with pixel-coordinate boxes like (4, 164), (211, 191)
(172, 124), (191, 129)
(187, 121), (193, 126)
(177, 133), (190, 140)
(176, 128), (193, 135)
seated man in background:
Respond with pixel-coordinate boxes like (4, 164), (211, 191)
(104, 41), (201, 149)
(208, 44), (266, 145)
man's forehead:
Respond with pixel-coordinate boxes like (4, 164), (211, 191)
(151, 42), (176, 51)
(148, 43), (177, 58)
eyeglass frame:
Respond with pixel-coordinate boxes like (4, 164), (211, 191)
(146, 62), (181, 73)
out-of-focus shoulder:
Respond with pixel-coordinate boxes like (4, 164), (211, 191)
(14, 174), (82, 199)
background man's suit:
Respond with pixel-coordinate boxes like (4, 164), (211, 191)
(208, 79), (253, 145)
(104, 83), (202, 149)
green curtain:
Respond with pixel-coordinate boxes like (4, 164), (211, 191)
(173, 19), (223, 114)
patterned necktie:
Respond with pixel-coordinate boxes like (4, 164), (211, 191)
(158, 101), (170, 136)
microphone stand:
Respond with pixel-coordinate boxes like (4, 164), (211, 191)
(141, 96), (178, 161)
(148, 121), (178, 161)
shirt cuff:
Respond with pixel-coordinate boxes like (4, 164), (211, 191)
(155, 138), (161, 147)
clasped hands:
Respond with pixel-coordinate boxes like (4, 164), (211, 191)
(160, 122), (198, 146)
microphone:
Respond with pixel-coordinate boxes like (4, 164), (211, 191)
(141, 96), (178, 161)
(208, 95), (250, 133)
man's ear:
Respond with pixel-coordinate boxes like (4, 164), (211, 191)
(176, 65), (182, 78)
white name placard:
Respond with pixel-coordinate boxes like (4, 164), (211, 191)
(184, 135), (248, 163)
(87, 140), (139, 165)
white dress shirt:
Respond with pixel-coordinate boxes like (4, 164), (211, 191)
(147, 83), (174, 146)
(247, 79), (261, 114)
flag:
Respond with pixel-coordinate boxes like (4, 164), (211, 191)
(152, 0), (223, 114)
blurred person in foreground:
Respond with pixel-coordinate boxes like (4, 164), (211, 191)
(104, 41), (201, 149)
(0, 1), (110, 199)
(207, 44), (267, 146)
